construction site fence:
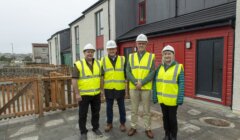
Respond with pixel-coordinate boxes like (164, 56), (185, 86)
(0, 75), (77, 119)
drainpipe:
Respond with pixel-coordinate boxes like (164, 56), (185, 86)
(108, 0), (111, 40)
(230, 19), (235, 110)
(175, 0), (178, 17)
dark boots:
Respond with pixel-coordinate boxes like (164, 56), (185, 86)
(163, 132), (177, 140)
(163, 135), (169, 140)
(163, 132), (170, 140)
(170, 133), (177, 140)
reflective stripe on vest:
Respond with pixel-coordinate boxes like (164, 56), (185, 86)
(156, 64), (182, 106)
(156, 64), (179, 84)
(129, 52), (155, 90)
(131, 53), (153, 70)
(103, 56), (125, 90)
(75, 59), (101, 96)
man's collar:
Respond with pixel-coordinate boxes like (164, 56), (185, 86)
(137, 51), (146, 55)
(108, 55), (117, 60)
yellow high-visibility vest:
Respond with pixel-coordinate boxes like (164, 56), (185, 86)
(75, 59), (101, 96)
(102, 56), (125, 90)
(156, 64), (183, 106)
(129, 52), (155, 90)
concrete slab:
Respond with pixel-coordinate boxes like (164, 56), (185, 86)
(1, 98), (240, 140)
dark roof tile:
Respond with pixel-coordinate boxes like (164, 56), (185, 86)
(117, 2), (236, 42)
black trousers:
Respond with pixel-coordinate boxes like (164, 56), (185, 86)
(78, 94), (101, 134)
(160, 103), (178, 137)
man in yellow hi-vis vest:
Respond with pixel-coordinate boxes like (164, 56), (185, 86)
(72, 44), (103, 140)
(126, 34), (155, 139)
(101, 40), (126, 132)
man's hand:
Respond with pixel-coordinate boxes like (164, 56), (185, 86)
(76, 94), (82, 102)
(135, 81), (142, 90)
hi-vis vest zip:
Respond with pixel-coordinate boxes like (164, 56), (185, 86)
(129, 52), (155, 90)
(102, 56), (125, 90)
(156, 64), (183, 106)
(75, 59), (101, 96)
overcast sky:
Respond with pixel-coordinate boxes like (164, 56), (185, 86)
(0, 0), (98, 54)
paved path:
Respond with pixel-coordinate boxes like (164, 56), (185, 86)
(0, 98), (240, 140)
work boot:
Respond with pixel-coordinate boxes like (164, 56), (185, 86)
(127, 128), (137, 136)
(119, 124), (126, 132)
(145, 130), (154, 139)
(163, 135), (169, 140)
(105, 124), (113, 132)
(80, 133), (87, 140)
(93, 129), (103, 137)
(163, 131), (170, 140)
(170, 133), (177, 140)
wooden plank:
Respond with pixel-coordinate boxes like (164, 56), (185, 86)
(0, 110), (36, 119)
(12, 84), (16, 113)
(67, 80), (72, 104)
(25, 83), (29, 112)
(25, 93), (29, 111)
(21, 92), (25, 112)
(29, 89), (33, 110)
(37, 79), (43, 117)
(73, 82), (76, 104)
(34, 81), (39, 114)
(2, 86), (6, 114)
(61, 80), (66, 110)
(44, 81), (50, 108)
(17, 83), (20, 112)
(0, 86), (2, 111)
(51, 80), (57, 109)
(6, 86), (11, 114)
(15, 110), (35, 116)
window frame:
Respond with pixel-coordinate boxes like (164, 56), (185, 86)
(95, 10), (104, 36)
(96, 49), (104, 60)
(138, 0), (146, 25)
(54, 37), (59, 64)
(74, 26), (80, 60)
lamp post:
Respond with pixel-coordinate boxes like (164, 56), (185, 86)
(11, 43), (14, 63)
(11, 43), (13, 54)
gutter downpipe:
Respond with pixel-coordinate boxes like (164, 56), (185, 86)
(108, 0), (111, 40)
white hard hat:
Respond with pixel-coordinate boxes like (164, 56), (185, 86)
(83, 43), (95, 52)
(106, 40), (117, 49)
(162, 45), (175, 54)
(136, 34), (148, 42)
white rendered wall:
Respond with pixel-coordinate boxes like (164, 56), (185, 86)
(232, 0), (240, 114)
(71, 0), (116, 63)
(48, 34), (61, 65)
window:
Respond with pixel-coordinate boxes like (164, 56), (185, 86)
(96, 49), (104, 60)
(49, 43), (51, 64)
(139, 0), (146, 25)
(55, 37), (59, 65)
(96, 10), (104, 36)
(75, 26), (80, 60)
(42, 48), (47, 53)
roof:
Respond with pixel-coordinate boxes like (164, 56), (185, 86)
(32, 43), (48, 48)
(117, 2), (236, 42)
(68, 15), (85, 26)
(47, 28), (70, 41)
(82, 0), (106, 14)
(69, 0), (106, 26)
